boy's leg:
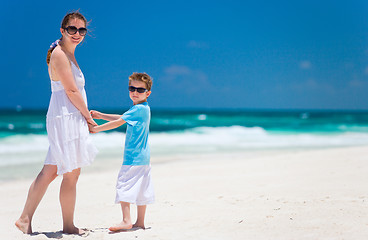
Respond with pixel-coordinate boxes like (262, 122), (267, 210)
(109, 202), (133, 231)
(133, 205), (147, 229)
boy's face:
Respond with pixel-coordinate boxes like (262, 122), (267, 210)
(129, 80), (151, 105)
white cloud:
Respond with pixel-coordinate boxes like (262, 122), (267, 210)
(299, 60), (311, 70)
(164, 65), (191, 76)
(304, 79), (318, 88)
(161, 65), (210, 92)
(282, 78), (336, 94)
(27, 68), (34, 78)
(187, 40), (209, 49)
(349, 80), (367, 87)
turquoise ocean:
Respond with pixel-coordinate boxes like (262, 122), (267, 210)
(1, 108), (368, 181)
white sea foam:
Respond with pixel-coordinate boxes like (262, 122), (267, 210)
(1, 126), (368, 167)
(149, 126), (368, 152)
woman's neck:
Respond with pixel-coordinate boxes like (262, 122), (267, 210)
(59, 40), (76, 57)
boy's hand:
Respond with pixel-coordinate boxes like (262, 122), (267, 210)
(90, 110), (102, 119)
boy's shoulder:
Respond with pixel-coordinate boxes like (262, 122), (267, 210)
(132, 102), (150, 111)
(123, 102), (150, 118)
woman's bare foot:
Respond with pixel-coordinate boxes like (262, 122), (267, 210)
(63, 226), (88, 235)
(15, 217), (32, 234)
(133, 223), (145, 229)
(109, 221), (133, 232)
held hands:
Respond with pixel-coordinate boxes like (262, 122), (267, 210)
(88, 124), (99, 134)
(87, 119), (98, 134)
(90, 110), (102, 119)
(87, 112), (98, 134)
(88, 111), (124, 133)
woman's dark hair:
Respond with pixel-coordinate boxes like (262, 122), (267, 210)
(46, 11), (87, 65)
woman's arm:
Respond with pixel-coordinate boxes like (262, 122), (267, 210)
(50, 49), (96, 125)
(91, 118), (126, 133)
(90, 110), (122, 121)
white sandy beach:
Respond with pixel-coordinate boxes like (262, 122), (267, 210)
(1, 146), (368, 240)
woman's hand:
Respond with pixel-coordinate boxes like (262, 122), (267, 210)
(88, 123), (99, 133)
(87, 118), (97, 134)
(86, 118), (97, 126)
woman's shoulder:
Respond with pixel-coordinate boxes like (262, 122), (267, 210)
(50, 47), (69, 66)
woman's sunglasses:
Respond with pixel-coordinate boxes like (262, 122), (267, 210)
(64, 26), (87, 36)
(129, 86), (148, 93)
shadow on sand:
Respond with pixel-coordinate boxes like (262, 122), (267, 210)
(31, 228), (98, 238)
(108, 226), (151, 234)
(31, 231), (64, 239)
(30, 226), (149, 238)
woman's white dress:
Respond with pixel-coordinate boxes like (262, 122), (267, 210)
(44, 61), (98, 175)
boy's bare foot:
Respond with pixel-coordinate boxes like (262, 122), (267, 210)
(15, 217), (32, 234)
(63, 226), (89, 235)
(109, 221), (133, 232)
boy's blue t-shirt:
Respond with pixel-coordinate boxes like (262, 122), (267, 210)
(121, 102), (150, 165)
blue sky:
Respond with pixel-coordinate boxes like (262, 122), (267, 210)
(2, 0), (368, 110)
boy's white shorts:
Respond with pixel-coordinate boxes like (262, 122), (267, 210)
(115, 165), (155, 205)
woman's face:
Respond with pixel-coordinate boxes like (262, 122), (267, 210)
(60, 18), (86, 46)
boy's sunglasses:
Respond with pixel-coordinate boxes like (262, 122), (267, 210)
(129, 86), (148, 93)
(64, 26), (87, 36)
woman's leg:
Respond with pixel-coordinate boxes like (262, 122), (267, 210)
(109, 202), (133, 231)
(59, 168), (83, 234)
(15, 165), (58, 234)
(133, 205), (147, 229)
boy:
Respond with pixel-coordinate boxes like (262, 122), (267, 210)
(90, 72), (154, 231)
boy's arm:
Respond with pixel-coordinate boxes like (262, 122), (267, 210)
(90, 110), (122, 121)
(92, 118), (126, 133)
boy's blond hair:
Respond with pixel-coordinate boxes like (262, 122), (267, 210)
(129, 72), (153, 91)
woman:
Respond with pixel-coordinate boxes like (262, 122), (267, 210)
(15, 11), (98, 235)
